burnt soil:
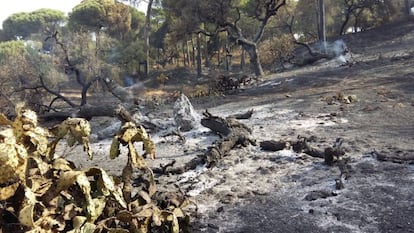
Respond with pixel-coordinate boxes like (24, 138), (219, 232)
(67, 17), (414, 233)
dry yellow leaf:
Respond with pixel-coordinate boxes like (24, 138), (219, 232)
(0, 182), (19, 200)
(0, 107), (188, 233)
(19, 204), (35, 227)
(55, 171), (84, 195)
(171, 212), (180, 233)
(87, 197), (106, 223)
(49, 118), (93, 160)
(80, 222), (97, 233)
(0, 128), (28, 184)
(152, 208), (162, 226)
(129, 141), (147, 169)
(0, 112), (12, 125)
(173, 208), (185, 218)
(134, 207), (154, 218)
(28, 176), (52, 196)
(110, 137), (120, 159)
(137, 191), (152, 204)
(147, 168), (156, 197)
(85, 167), (127, 209)
(120, 127), (136, 143)
(52, 158), (74, 171)
(29, 155), (50, 175)
(72, 216), (87, 230)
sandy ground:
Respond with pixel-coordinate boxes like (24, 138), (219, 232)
(62, 18), (414, 233)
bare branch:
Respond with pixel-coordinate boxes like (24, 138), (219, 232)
(38, 74), (77, 107)
(45, 31), (100, 106)
(253, 0), (287, 43)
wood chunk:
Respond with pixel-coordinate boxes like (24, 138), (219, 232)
(228, 109), (254, 120)
(260, 140), (287, 151)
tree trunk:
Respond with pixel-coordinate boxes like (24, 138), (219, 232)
(240, 46), (245, 70)
(318, 0), (326, 52)
(200, 111), (256, 167)
(225, 21), (265, 76)
(144, 0), (153, 77)
(405, 0), (411, 15)
(39, 104), (117, 122)
(204, 33), (210, 67)
(353, 8), (364, 33)
(243, 43), (264, 77)
(40, 101), (160, 135)
(217, 48), (221, 67)
(196, 33), (202, 78)
(187, 39), (196, 67)
(339, 6), (352, 35)
(182, 42), (187, 67)
(153, 110), (256, 174)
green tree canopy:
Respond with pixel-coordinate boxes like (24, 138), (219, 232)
(129, 6), (146, 31)
(2, 9), (65, 40)
(69, 0), (134, 39)
(293, 0), (399, 39)
(0, 40), (27, 63)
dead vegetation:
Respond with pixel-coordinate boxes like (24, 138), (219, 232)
(0, 104), (192, 233)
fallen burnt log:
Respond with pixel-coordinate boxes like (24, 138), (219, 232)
(37, 104), (119, 124)
(37, 74), (135, 122)
(260, 137), (346, 164)
(38, 103), (122, 121)
(260, 136), (325, 159)
(39, 104), (158, 133)
(153, 110), (256, 174)
(260, 140), (287, 152)
(372, 150), (414, 164)
(261, 137), (351, 189)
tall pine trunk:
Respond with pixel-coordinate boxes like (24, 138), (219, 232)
(144, 0), (153, 77)
(318, 0), (326, 52)
(405, 0), (411, 15)
(240, 46), (245, 71)
(196, 33), (202, 78)
(204, 34), (210, 67)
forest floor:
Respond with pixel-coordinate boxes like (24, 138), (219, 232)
(63, 17), (414, 232)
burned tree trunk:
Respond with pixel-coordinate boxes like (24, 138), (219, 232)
(38, 104), (120, 122)
(102, 78), (134, 103)
(242, 42), (264, 77)
(201, 110), (256, 167)
(39, 104), (158, 133)
(260, 140), (287, 151)
(155, 110), (256, 174)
